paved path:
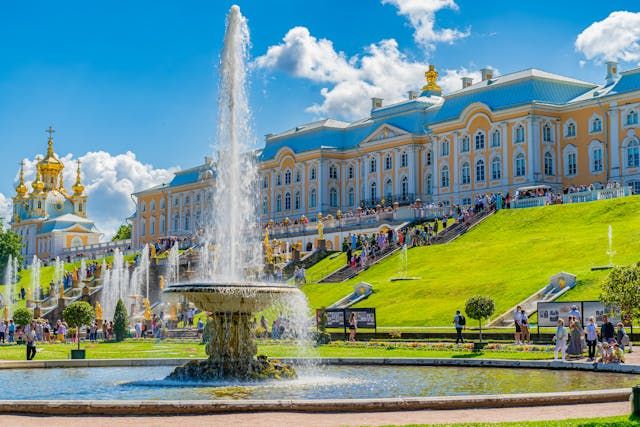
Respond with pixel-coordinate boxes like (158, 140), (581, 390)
(0, 401), (630, 427)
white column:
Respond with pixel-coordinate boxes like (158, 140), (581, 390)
(555, 121), (562, 185)
(531, 116), (541, 182)
(409, 144), (417, 196)
(432, 138), (439, 198)
(501, 124), (509, 186)
(527, 117), (535, 182)
(609, 103), (621, 179)
(452, 133), (459, 195)
(393, 149), (400, 197)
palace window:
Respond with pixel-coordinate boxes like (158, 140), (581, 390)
(544, 152), (554, 176)
(262, 197), (268, 215)
(160, 199), (165, 209)
(370, 182), (377, 201)
(629, 180), (640, 195)
(491, 130), (501, 148)
(329, 165), (338, 179)
(174, 198), (179, 207)
(284, 170), (292, 185)
(329, 188), (338, 208)
(515, 153), (526, 177)
(295, 169), (301, 183)
(628, 140), (640, 168)
(425, 174), (432, 195)
(173, 215), (179, 232)
(564, 146), (577, 176)
(401, 176), (409, 200)
(348, 187), (355, 206)
(461, 136), (470, 153)
(160, 216), (166, 233)
(141, 219), (146, 236)
(476, 159), (485, 182)
(426, 150), (432, 166)
(150, 200), (155, 211)
(543, 124), (553, 142)
(310, 167), (316, 181)
(384, 178), (392, 199)
(514, 125), (525, 143)
(384, 154), (392, 170)
(276, 174), (282, 186)
(150, 218), (155, 235)
(627, 110), (639, 126)
(401, 152), (408, 168)
(592, 147), (603, 173)
(184, 213), (190, 231)
(591, 117), (602, 133)
(78, 203), (83, 213)
(141, 202), (146, 212)
(440, 165), (450, 187)
(185, 196), (190, 204)
(461, 162), (471, 185)
(565, 121), (576, 138)
(262, 176), (268, 188)
(441, 139), (450, 156)
(491, 157), (501, 180)
(285, 192), (291, 210)
(475, 132), (485, 150)
(348, 165), (354, 179)
(309, 189), (317, 208)
(369, 158), (377, 173)
(276, 194), (282, 212)
(294, 192), (301, 210)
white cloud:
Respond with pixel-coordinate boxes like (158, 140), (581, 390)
(437, 67), (485, 93)
(576, 11), (640, 63)
(382, 0), (469, 50)
(256, 27), (486, 120)
(13, 151), (177, 239)
(0, 193), (11, 229)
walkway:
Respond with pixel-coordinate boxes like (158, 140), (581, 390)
(0, 401), (629, 426)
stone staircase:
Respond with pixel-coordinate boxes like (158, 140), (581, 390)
(431, 206), (496, 244)
(319, 244), (402, 283)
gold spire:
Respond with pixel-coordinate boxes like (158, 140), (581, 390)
(32, 158), (45, 194)
(72, 159), (85, 196)
(15, 161), (28, 197)
(422, 64), (441, 93)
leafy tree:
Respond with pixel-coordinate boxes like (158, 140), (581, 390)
(0, 223), (23, 274)
(113, 298), (129, 341)
(465, 295), (495, 343)
(112, 224), (132, 242)
(601, 263), (640, 322)
(63, 301), (95, 350)
(13, 307), (32, 328)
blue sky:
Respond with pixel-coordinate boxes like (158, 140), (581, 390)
(0, 0), (638, 235)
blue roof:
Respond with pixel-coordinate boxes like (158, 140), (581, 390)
(609, 70), (640, 95)
(169, 163), (214, 188)
(39, 216), (98, 234)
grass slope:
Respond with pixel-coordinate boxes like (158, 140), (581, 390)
(301, 197), (640, 327)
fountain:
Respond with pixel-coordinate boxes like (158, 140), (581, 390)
(591, 224), (616, 271)
(2, 255), (18, 319)
(164, 4), (300, 381)
(390, 244), (421, 281)
(30, 255), (41, 306)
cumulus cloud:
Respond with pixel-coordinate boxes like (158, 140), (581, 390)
(0, 193), (11, 229)
(256, 27), (486, 120)
(382, 0), (469, 50)
(576, 11), (640, 63)
(13, 151), (177, 239)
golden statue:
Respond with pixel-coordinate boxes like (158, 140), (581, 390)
(422, 64), (441, 93)
(58, 284), (65, 300)
(95, 302), (103, 320)
(317, 212), (324, 240)
(3, 306), (8, 323)
(150, 244), (157, 258)
(143, 298), (152, 321)
(158, 275), (166, 290)
(264, 230), (274, 265)
(169, 303), (177, 321)
(26, 288), (32, 301)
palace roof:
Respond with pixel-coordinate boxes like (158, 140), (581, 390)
(39, 213), (99, 234)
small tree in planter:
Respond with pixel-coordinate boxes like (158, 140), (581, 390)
(13, 307), (32, 343)
(465, 295), (495, 348)
(113, 298), (129, 342)
(63, 301), (95, 359)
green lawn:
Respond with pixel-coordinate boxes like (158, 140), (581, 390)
(0, 340), (556, 361)
(387, 415), (640, 426)
(301, 197), (640, 327)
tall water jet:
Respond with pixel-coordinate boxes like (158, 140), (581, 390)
(165, 5), (302, 381)
(30, 256), (41, 304)
(607, 224), (616, 267)
(167, 243), (180, 284)
(3, 255), (17, 319)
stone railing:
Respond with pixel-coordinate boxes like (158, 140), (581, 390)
(58, 239), (135, 261)
(513, 197), (547, 209)
(412, 206), (451, 220)
(562, 186), (632, 204)
(268, 211), (398, 238)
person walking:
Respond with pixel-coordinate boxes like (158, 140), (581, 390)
(585, 316), (598, 361)
(453, 310), (465, 344)
(553, 319), (568, 361)
(348, 312), (357, 342)
(616, 323), (629, 351)
(25, 321), (37, 360)
(513, 305), (523, 344)
(8, 319), (15, 343)
(0, 320), (5, 344)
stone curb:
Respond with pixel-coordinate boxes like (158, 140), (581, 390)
(0, 389), (631, 415)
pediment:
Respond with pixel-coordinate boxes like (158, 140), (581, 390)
(361, 124), (409, 145)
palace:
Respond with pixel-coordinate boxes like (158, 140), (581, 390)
(11, 129), (101, 261)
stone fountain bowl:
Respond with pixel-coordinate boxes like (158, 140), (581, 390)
(163, 282), (300, 313)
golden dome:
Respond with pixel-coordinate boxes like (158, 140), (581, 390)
(15, 162), (28, 197)
(32, 164), (45, 194)
(38, 137), (64, 175)
(72, 160), (85, 196)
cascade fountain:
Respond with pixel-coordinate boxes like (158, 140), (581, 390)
(30, 256), (41, 305)
(100, 249), (132, 321)
(607, 224), (616, 267)
(167, 243), (180, 284)
(164, 5), (301, 381)
(3, 255), (18, 319)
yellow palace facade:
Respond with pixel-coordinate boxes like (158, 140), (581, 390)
(258, 62), (640, 222)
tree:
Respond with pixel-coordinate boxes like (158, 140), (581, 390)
(63, 301), (95, 350)
(0, 224), (23, 275)
(112, 224), (132, 242)
(113, 298), (129, 341)
(465, 295), (495, 343)
(601, 263), (640, 322)
(13, 307), (32, 329)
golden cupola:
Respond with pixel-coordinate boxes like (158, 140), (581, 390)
(15, 161), (28, 198)
(38, 126), (64, 192)
(421, 64), (442, 96)
(72, 160), (85, 196)
(32, 164), (45, 194)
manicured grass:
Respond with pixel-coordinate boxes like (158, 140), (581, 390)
(385, 415), (640, 426)
(0, 340), (555, 361)
(303, 251), (349, 284)
(301, 197), (640, 327)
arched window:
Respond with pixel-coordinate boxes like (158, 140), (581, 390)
(384, 178), (393, 199)
(160, 215), (166, 233)
(461, 162), (471, 185)
(565, 121), (576, 138)
(150, 200), (156, 211)
(294, 192), (301, 210)
(441, 139), (449, 156)
(160, 198), (165, 209)
(284, 192), (291, 210)
(401, 176), (409, 200)
(566, 151), (577, 175)
(475, 132), (485, 150)
(185, 195), (190, 204)
(543, 124), (552, 142)
(295, 170), (301, 182)
(141, 202), (146, 212)
(591, 117), (602, 133)
(309, 189), (317, 208)
(141, 219), (146, 236)
(591, 142), (603, 173)
(184, 212), (190, 231)
(627, 110), (638, 126)
(369, 158), (377, 173)
(491, 130), (501, 148)
(310, 167), (316, 180)
(440, 165), (449, 187)
(370, 182), (377, 202)
(514, 125), (525, 143)
(515, 153), (526, 177)
(173, 215), (179, 232)
(426, 150), (432, 166)
(544, 152), (554, 176)
(150, 217), (156, 235)
(348, 188), (355, 206)
(276, 174), (282, 186)
(384, 154), (392, 170)
(329, 165), (337, 179)
(425, 174), (432, 195)
(401, 152), (408, 168)
(491, 157), (501, 180)
(276, 194), (282, 212)
(628, 140), (640, 168)
(629, 180), (640, 194)
(461, 136), (470, 153)
(78, 202), (83, 213)
(262, 197), (268, 215)
(476, 159), (485, 182)
(348, 165), (354, 179)
(284, 170), (292, 185)
(329, 188), (338, 208)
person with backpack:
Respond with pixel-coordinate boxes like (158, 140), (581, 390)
(454, 310), (466, 344)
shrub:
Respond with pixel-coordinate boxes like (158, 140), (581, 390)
(113, 299), (129, 342)
(63, 301), (95, 350)
(465, 295), (495, 343)
(13, 307), (32, 328)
